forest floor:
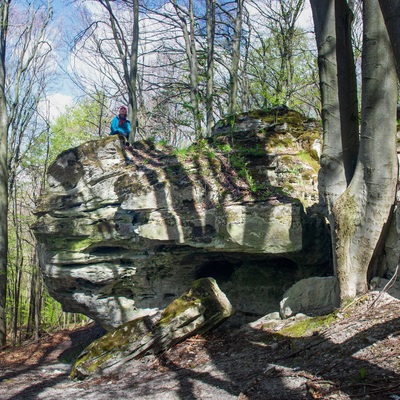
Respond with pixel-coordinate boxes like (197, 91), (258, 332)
(0, 291), (399, 400)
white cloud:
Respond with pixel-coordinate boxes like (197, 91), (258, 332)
(45, 93), (74, 121)
(299, 2), (313, 29)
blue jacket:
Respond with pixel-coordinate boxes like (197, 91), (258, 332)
(110, 116), (131, 139)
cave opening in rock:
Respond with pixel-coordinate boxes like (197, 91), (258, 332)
(191, 252), (333, 321)
(195, 259), (237, 283)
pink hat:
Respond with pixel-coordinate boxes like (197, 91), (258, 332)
(119, 106), (127, 112)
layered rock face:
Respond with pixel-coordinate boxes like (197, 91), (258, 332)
(33, 110), (332, 330)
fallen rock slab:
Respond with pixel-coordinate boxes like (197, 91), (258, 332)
(71, 277), (233, 380)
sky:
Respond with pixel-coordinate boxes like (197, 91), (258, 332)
(46, 0), (314, 121)
(44, 0), (82, 120)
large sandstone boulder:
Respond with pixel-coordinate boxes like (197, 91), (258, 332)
(279, 276), (340, 318)
(32, 109), (332, 330)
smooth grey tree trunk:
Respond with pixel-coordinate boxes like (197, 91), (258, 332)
(206, 0), (216, 136)
(310, 0), (347, 212)
(333, 0), (397, 300)
(378, 1), (400, 79)
(172, 0), (202, 138)
(335, 0), (359, 184)
(0, 0), (9, 346)
(311, 0), (398, 302)
(228, 0), (243, 117)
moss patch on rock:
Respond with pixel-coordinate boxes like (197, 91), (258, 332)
(71, 278), (233, 380)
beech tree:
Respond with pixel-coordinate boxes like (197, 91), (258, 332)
(310, 0), (398, 302)
(71, 0), (140, 142)
(170, 0), (202, 138)
(205, 0), (216, 136)
(96, 0), (140, 143)
(227, 0), (243, 116)
(247, 0), (306, 107)
(0, 0), (9, 347)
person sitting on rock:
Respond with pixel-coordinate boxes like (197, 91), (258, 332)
(110, 106), (131, 141)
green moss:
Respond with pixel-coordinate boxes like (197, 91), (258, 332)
(333, 190), (357, 239)
(69, 238), (95, 251)
(115, 174), (147, 195)
(244, 109), (304, 127)
(158, 280), (208, 326)
(158, 278), (226, 327)
(268, 135), (294, 148)
(274, 313), (338, 338)
(70, 317), (153, 380)
(296, 151), (320, 172)
(46, 237), (94, 252)
(159, 295), (202, 326)
(133, 139), (157, 152)
(215, 143), (232, 153)
(71, 350), (114, 379)
(234, 144), (266, 157)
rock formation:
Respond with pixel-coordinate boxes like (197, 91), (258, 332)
(32, 108), (332, 330)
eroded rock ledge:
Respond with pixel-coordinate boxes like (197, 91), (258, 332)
(32, 110), (331, 330)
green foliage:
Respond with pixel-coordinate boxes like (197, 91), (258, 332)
(247, 28), (319, 116)
(229, 153), (259, 192)
(48, 95), (110, 163)
(358, 367), (367, 382)
(296, 151), (320, 172)
(23, 95), (110, 171)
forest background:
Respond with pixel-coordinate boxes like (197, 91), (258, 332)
(0, 0), (362, 347)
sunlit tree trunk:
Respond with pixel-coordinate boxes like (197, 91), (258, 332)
(228, 0), (243, 116)
(129, 0), (139, 142)
(0, 0), (9, 347)
(311, 0), (347, 212)
(206, 0), (216, 136)
(311, 0), (398, 302)
(171, 0), (202, 138)
(100, 0), (140, 142)
(334, 0), (397, 300)
(10, 188), (23, 345)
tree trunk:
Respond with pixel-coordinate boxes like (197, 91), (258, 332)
(335, 0), (359, 183)
(26, 251), (36, 340)
(172, 0), (202, 138)
(10, 189), (23, 345)
(378, 0), (400, 80)
(228, 0), (243, 117)
(129, 0), (139, 143)
(0, 0), (9, 347)
(206, 0), (216, 136)
(310, 0), (347, 213)
(333, 0), (398, 301)
(311, 0), (398, 303)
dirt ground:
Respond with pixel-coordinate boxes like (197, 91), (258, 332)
(0, 291), (399, 400)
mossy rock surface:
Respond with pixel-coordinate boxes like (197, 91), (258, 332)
(71, 278), (233, 380)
